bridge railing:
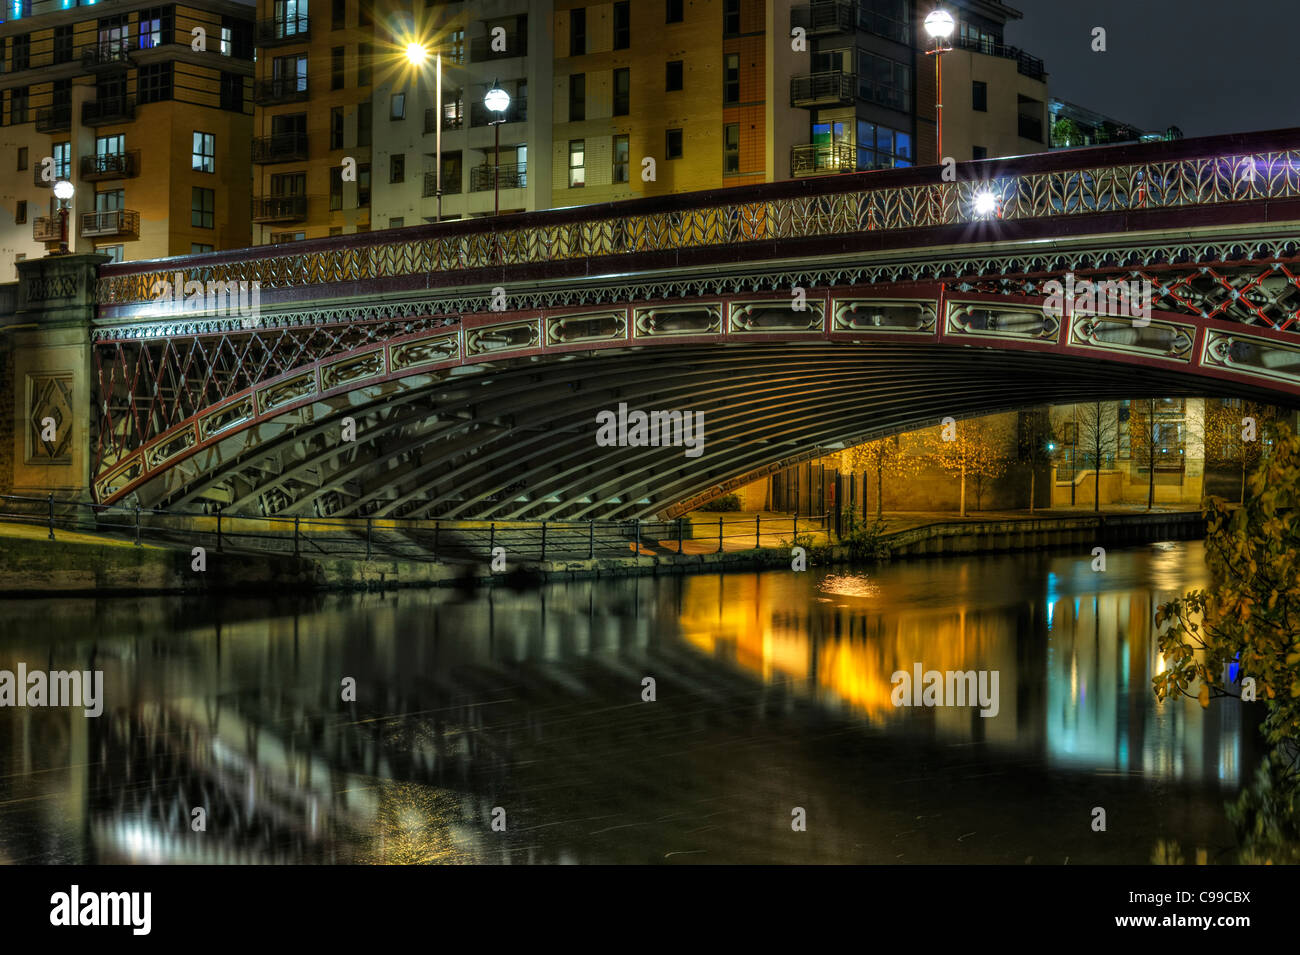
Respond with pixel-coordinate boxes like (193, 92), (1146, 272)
(94, 128), (1300, 311)
(0, 493), (831, 564)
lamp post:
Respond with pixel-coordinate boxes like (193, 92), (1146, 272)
(53, 179), (74, 255)
(484, 80), (511, 217)
(923, 9), (955, 164)
(404, 41), (443, 222)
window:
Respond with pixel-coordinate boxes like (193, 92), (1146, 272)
(331, 0), (344, 30)
(191, 243), (214, 253)
(613, 2), (630, 49)
(98, 245), (124, 263)
(137, 62), (174, 103)
(16, 146), (26, 170)
(357, 101), (372, 146)
(357, 164), (370, 205)
(15, 200), (26, 224)
(272, 55), (307, 95)
(666, 127), (682, 159)
(389, 217), (403, 228)
(390, 153), (405, 183)
(191, 187), (214, 228)
(331, 47), (344, 89)
(666, 0), (683, 23)
(570, 7), (586, 56)
(192, 132), (215, 172)
(724, 122), (739, 173)
(11, 34), (28, 71)
(973, 145), (987, 160)
(220, 26), (232, 56)
(220, 72), (243, 112)
(329, 167), (343, 209)
(358, 43), (372, 86)
(445, 29), (465, 65)
(666, 60), (683, 91)
(52, 141), (70, 179)
(568, 140), (585, 187)
(860, 0), (909, 44)
(138, 7), (171, 50)
(855, 119), (912, 169)
(972, 80), (987, 112)
(358, 1), (371, 27)
(723, 0), (740, 35)
(330, 107), (344, 148)
(569, 73), (585, 121)
(270, 231), (306, 242)
(613, 134), (628, 183)
(857, 50), (910, 112)
(274, 0), (308, 38)
(9, 87), (27, 125)
(95, 189), (124, 213)
(53, 26), (73, 64)
(440, 151), (462, 194)
(390, 92), (405, 119)
(613, 68), (629, 116)
(724, 53), (739, 104)
(329, 227), (342, 236)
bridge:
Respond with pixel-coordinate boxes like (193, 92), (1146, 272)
(6, 128), (1300, 521)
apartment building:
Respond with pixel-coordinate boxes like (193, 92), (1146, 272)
(0, 0), (255, 279)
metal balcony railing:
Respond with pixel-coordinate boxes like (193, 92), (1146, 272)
(82, 96), (134, 125)
(255, 17), (310, 46)
(790, 1), (855, 34)
(32, 217), (62, 242)
(790, 70), (854, 108)
(423, 171), (462, 197)
(470, 163), (526, 192)
(470, 31), (527, 61)
(252, 132), (309, 163)
(80, 209), (139, 239)
(425, 105), (464, 134)
(252, 195), (308, 222)
(791, 142), (857, 177)
(80, 41), (133, 70)
(253, 79), (309, 106)
(35, 106), (71, 132)
(469, 99), (527, 127)
(954, 34), (1046, 81)
(80, 151), (138, 180)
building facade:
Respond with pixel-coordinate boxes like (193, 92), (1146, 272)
(0, 0), (255, 280)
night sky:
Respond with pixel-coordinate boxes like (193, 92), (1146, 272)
(1004, 0), (1294, 139)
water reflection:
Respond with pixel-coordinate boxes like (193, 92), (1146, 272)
(0, 542), (1265, 864)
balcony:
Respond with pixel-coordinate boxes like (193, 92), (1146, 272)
(81, 42), (133, 71)
(32, 217), (62, 243)
(470, 162), (526, 192)
(256, 17), (310, 46)
(252, 132), (309, 163)
(424, 106), (464, 134)
(791, 1), (855, 35)
(791, 142), (857, 177)
(470, 31), (527, 61)
(252, 195), (308, 223)
(954, 34), (1046, 82)
(469, 99), (527, 127)
(253, 79), (309, 106)
(1019, 113), (1044, 143)
(423, 170), (462, 197)
(35, 106), (71, 133)
(82, 96), (134, 126)
(80, 151), (139, 180)
(80, 209), (140, 239)
(790, 70), (854, 108)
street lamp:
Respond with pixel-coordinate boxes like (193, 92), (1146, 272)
(405, 41), (443, 222)
(923, 8), (955, 164)
(484, 80), (511, 217)
(53, 179), (74, 255)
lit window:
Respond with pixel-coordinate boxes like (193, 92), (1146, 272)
(192, 132), (215, 172)
(568, 139), (584, 187)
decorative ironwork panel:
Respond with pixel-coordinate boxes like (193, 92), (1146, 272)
(633, 304), (723, 337)
(465, 320), (541, 356)
(546, 310), (627, 346)
(1203, 329), (1300, 387)
(946, 302), (1062, 342)
(728, 300), (824, 333)
(1069, 313), (1196, 362)
(833, 299), (938, 334)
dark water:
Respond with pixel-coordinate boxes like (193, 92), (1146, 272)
(0, 541), (1264, 864)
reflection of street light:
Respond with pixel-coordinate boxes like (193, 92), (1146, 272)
(484, 80), (511, 217)
(53, 179), (74, 254)
(923, 8), (955, 164)
(405, 41), (442, 221)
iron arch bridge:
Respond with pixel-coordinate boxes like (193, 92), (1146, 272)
(91, 129), (1300, 520)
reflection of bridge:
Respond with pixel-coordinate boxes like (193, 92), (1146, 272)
(9, 129), (1300, 519)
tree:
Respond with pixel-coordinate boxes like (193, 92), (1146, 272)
(1205, 400), (1280, 504)
(1127, 398), (1164, 511)
(1074, 400), (1119, 512)
(842, 434), (917, 520)
(1154, 423), (1300, 755)
(1017, 408), (1055, 513)
(928, 417), (1011, 517)
(1051, 117), (1084, 149)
